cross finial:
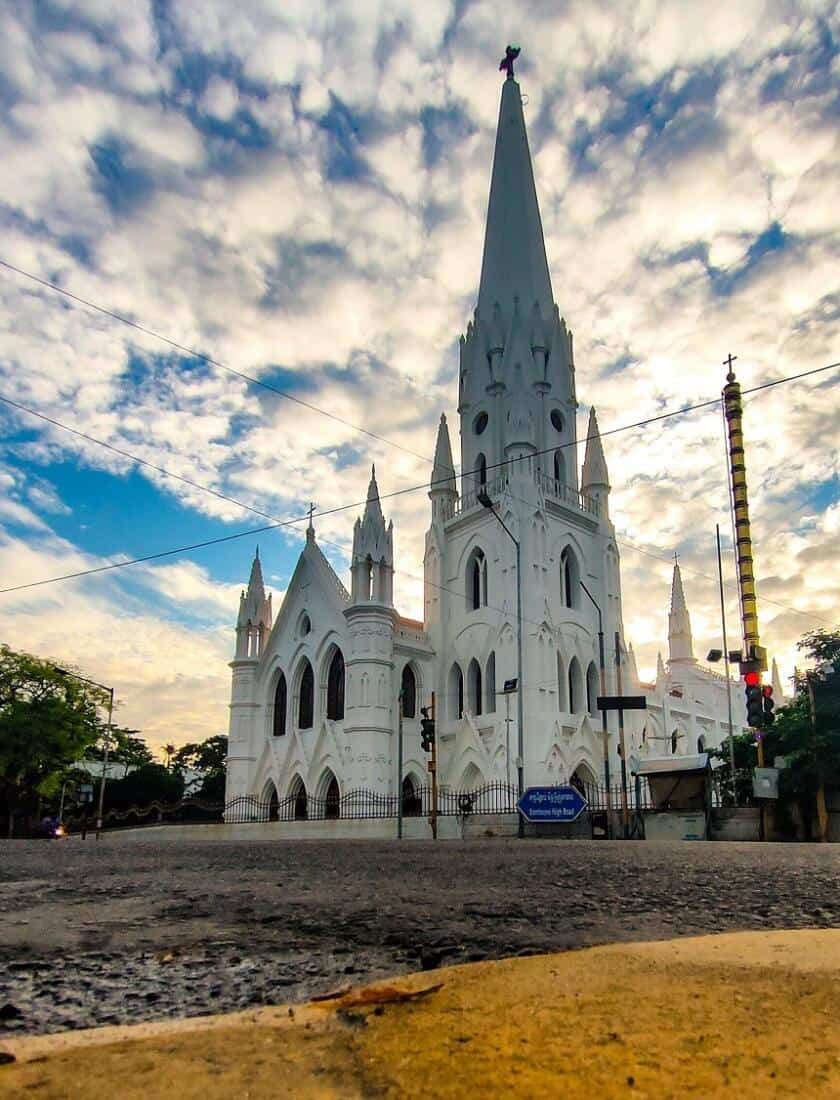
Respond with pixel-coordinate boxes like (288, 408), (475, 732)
(499, 45), (520, 79)
(723, 352), (737, 383)
(306, 502), (316, 539)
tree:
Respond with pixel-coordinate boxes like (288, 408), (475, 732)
(104, 763), (184, 811)
(162, 742), (176, 769)
(172, 735), (228, 801)
(85, 727), (154, 776)
(0, 644), (105, 836)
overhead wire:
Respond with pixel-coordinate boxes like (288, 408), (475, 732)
(0, 257), (433, 464)
(2, 368), (838, 632)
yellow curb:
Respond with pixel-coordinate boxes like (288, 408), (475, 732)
(2, 929), (838, 1099)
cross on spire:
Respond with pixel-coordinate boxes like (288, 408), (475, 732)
(499, 45), (520, 79)
(723, 352), (738, 382)
(306, 501), (316, 540)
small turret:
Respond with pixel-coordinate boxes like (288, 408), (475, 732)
(235, 547), (273, 659)
(668, 561), (695, 664)
(581, 407), (610, 516)
(351, 466), (394, 605)
(771, 658), (785, 701)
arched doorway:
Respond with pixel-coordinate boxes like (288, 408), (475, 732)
(324, 775), (340, 819)
(290, 776), (308, 820)
(402, 775), (422, 816)
(263, 781), (279, 822)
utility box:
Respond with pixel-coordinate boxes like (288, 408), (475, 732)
(635, 754), (711, 841)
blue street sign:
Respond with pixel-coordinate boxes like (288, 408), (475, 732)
(517, 785), (588, 823)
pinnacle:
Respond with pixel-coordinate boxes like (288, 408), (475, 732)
(477, 75), (554, 321)
(581, 407), (610, 491)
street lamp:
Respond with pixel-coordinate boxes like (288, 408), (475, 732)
(477, 488), (524, 829)
(56, 667), (115, 840)
(580, 581), (610, 795)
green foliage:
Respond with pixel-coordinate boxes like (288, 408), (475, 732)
(0, 644), (105, 832)
(86, 727), (154, 769)
(172, 735), (228, 776)
(105, 763), (184, 810)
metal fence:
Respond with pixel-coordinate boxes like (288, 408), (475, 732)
(62, 779), (652, 833)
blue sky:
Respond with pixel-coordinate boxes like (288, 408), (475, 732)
(0, 0), (837, 749)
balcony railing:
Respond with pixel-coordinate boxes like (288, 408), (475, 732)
(443, 469), (599, 521)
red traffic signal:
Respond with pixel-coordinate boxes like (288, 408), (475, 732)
(744, 670), (761, 686)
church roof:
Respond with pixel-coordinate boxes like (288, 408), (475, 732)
(477, 75), (554, 320)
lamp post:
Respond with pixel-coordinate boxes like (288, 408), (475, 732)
(56, 667), (114, 841)
(478, 489), (524, 832)
(580, 581), (610, 796)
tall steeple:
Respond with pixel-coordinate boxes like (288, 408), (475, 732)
(668, 561), (695, 663)
(235, 547), (272, 659)
(771, 657), (785, 700)
(477, 73), (553, 320)
(457, 57), (577, 500)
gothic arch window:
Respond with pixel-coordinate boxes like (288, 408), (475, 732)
(401, 664), (417, 719)
(560, 546), (580, 609)
(586, 662), (599, 717)
(485, 652), (496, 714)
(297, 660), (314, 730)
(671, 728), (679, 754)
(326, 648), (345, 721)
(466, 547), (488, 610)
(298, 612), (311, 638)
(553, 450), (565, 485)
(568, 657), (583, 714)
(272, 672), (287, 737)
(449, 662), (464, 720)
(556, 653), (567, 710)
(475, 452), (487, 487)
(697, 734), (706, 754)
(468, 658), (483, 716)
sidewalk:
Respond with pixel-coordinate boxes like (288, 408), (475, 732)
(2, 929), (838, 1098)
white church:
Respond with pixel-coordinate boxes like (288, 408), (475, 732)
(224, 66), (762, 818)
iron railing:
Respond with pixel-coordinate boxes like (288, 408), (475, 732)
(62, 780), (657, 833)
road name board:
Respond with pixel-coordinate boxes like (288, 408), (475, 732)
(596, 694), (648, 711)
(517, 785), (588, 823)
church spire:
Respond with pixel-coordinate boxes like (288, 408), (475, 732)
(351, 465), (394, 605)
(668, 560), (695, 663)
(772, 657), (784, 700)
(581, 408), (610, 515)
(235, 547), (272, 659)
(431, 414), (457, 496)
(477, 67), (553, 321)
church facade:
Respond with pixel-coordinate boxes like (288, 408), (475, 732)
(224, 70), (754, 815)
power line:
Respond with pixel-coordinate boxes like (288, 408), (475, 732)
(0, 257), (433, 464)
(1, 358), (837, 601)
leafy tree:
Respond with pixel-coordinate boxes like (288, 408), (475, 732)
(104, 763), (184, 811)
(0, 644), (105, 835)
(85, 727), (154, 775)
(162, 742), (176, 769)
(172, 735), (228, 775)
(173, 735), (228, 802)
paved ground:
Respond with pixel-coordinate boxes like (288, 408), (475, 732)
(1, 837), (837, 1036)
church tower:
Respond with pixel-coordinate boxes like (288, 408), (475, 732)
(344, 467), (396, 792)
(227, 548), (272, 801)
(427, 55), (626, 792)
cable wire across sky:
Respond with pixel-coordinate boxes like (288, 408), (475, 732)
(1, 358), (838, 632)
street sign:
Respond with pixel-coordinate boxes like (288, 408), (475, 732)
(596, 694), (647, 711)
(503, 678), (518, 693)
(517, 785), (588, 823)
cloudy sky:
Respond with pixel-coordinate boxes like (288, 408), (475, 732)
(0, 0), (837, 753)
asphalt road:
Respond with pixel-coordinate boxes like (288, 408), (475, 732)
(1, 837), (837, 1035)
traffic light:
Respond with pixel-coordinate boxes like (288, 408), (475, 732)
(744, 669), (763, 728)
(762, 685), (775, 726)
(420, 706), (435, 753)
